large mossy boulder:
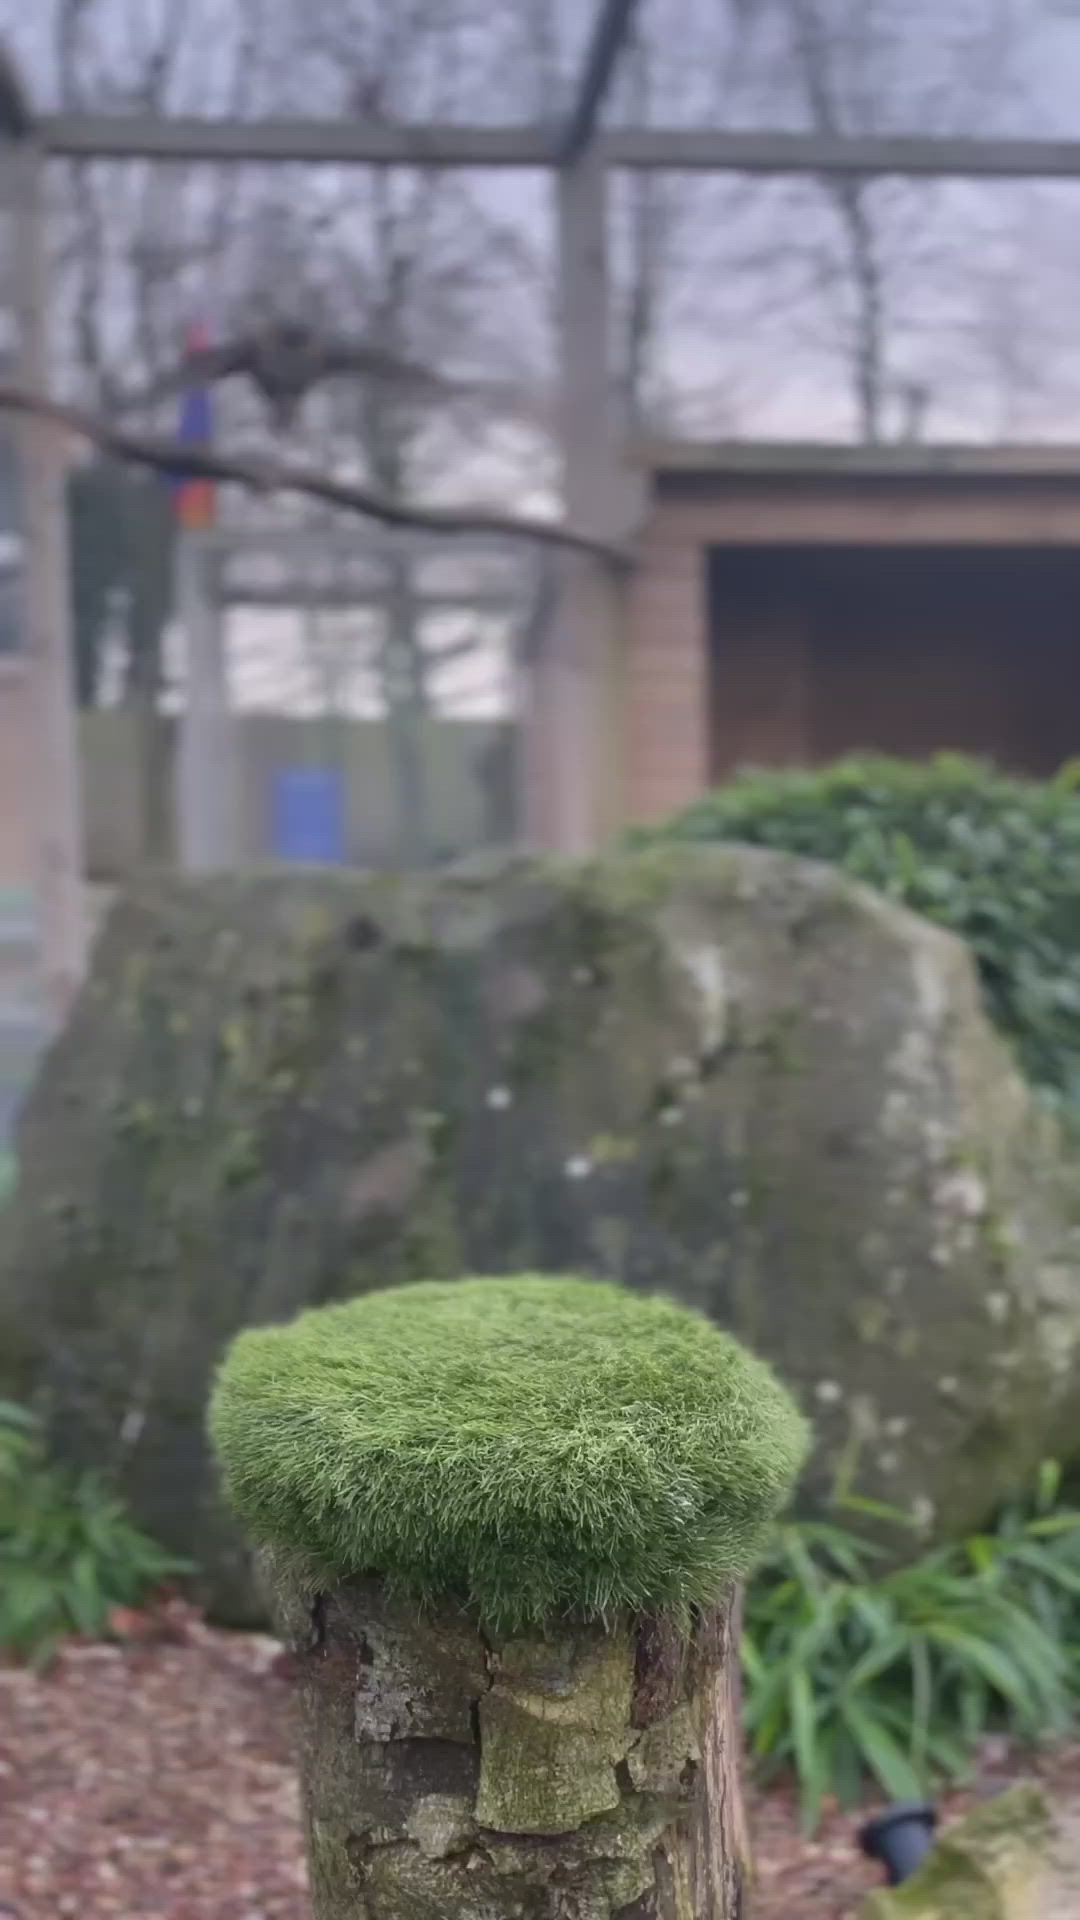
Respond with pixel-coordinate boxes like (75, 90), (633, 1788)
(3, 848), (1080, 1619)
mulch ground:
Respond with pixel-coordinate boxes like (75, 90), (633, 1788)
(1, 1610), (1077, 1919)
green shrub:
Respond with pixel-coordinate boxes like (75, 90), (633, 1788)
(0, 1398), (191, 1662)
(209, 1275), (810, 1634)
(743, 1468), (1080, 1830)
(638, 754), (1080, 1112)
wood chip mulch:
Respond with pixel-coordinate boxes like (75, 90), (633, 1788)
(1, 1608), (1077, 1919)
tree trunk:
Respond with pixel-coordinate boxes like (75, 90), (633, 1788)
(264, 1555), (751, 1920)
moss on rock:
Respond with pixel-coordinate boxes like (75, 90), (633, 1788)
(862, 1785), (1052, 1920)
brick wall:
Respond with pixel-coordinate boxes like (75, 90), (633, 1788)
(624, 511), (711, 825)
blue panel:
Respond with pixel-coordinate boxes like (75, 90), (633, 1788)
(270, 767), (347, 865)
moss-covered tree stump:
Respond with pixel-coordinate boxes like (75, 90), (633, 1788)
(209, 1277), (808, 1920)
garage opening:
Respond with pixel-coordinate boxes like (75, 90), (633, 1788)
(708, 545), (1080, 780)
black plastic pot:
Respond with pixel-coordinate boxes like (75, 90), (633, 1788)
(858, 1801), (938, 1885)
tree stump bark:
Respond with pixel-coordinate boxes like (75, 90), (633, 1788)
(266, 1556), (751, 1920)
(212, 1277), (799, 1917)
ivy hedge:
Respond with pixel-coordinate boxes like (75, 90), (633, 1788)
(636, 754), (1080, 1115)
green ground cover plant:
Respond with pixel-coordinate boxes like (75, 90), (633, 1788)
(0, 1398), (190, 1662)
(743, 1469), (1080, 1828)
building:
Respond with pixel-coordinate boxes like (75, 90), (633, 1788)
(622, 442), (1080, 829)
(9, 441), (1080, 889)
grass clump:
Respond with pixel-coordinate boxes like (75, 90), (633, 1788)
(1, 1399), (191, 1663)
(209, 1275), (809, 1634)
(744, 1469), (1080, 1830)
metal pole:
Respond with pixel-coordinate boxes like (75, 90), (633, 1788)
(175, 531), (241, 871)
(11, 143), (86, 1018)
(559, 0), (644, 166)
(527, 148), (632, 854)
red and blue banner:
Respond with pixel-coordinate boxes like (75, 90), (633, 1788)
(172, 322), (216, 530)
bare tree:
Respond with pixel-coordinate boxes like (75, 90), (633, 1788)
(731, 0), (1027, 441)
(603, 0), (1040, 445)
(786, 0), (888, 441)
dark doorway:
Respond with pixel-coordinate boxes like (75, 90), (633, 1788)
(708, 545), (1080, 779)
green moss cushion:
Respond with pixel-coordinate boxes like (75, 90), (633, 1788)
(209, 1275), (809, 1632)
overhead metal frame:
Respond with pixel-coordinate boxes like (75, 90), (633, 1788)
(601, 128), (1080, 178)
(207, 527), (533, 563)
(8, 0), (1080, 907)
(42, 0), (1080, 184)
(221, 584), (525, 610)
(41, 116), (556, 167)
(33, 118), (1080, 183)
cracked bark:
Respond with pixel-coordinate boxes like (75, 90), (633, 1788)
(261, 1554), (750, 1920)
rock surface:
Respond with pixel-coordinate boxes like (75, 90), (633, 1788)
(2, 850), (1080, 1618)
(861, 1784), (1052, 1919)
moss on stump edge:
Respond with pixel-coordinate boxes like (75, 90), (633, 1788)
(208, 1275), (809, 1635)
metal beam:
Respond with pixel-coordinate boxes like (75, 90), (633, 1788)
(39, 113), (555, 167)
(37, 114), (1080, 180)
(220, 585), (523, 611)
(559, 0), (643, 167)
(204, 527), (525, 564)
(601, 127), (1080, 177)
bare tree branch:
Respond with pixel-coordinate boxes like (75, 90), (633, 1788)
(0, 382), (628, 565)
(789, 0), (887, 442)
